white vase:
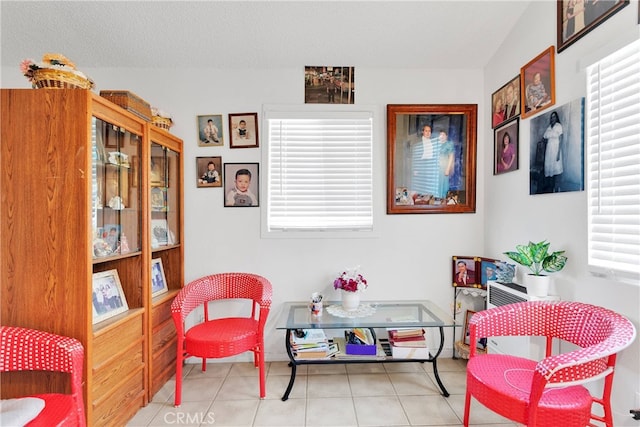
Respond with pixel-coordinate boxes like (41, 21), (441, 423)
(524, 274), (551, 297)
(341, 290), (360, 311)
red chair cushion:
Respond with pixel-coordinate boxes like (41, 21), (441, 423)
(25, 394), (75, 427)
(467, 354), (592, 426)
(185, 317), (259, 358)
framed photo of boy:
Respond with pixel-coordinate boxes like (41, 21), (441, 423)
(196, 156), (222, 188)
(557, 0), (629, 53)
(387, 104), (477, 214)
(491, 75), (520, 129)
(224, 163), (259, 207)
(92, 269), (129, 324)
(151, 258), (169, 298)
(520, 46), (555, 119)
(197, 114), (224, 147)
(229, 113), (259, 148)
(494, 118), (519, 175)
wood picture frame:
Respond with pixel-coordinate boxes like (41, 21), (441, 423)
(387, 104), (477, 214)
(462, 310), (476, 346)
(150, 155), (167, 187)
(491, 75), (520, 129)
(521, 46), (556, 119)
(196, 156), (222, 188)
(494, 118), (519, 175)
(557, 0), (629, 53)
(92, 269), (129, 324)
(224, 163), (259, 207)
(151, 258), (169, 298)
(229, 113), (259, 148)
(197, 114), (224, 147)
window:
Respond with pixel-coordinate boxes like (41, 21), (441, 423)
(263, 109), (373, 236)
(586, 38), (640, 282)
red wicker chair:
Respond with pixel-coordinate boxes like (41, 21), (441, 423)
(464, 301), (636, 427)
(171, 273), (273, 406)
(0, 326), (86, 427)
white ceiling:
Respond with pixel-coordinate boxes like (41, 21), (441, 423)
(1, 1), (531, 71)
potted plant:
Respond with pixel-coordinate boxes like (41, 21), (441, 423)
(503, 240), (567, 296)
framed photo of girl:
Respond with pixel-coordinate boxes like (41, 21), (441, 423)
(229, 113), (259, 148)
(197, 114), (224, 147)
(557, 0), (629, 53)
(494, 118), (519, 175)
(520, 46), (555, 119)
(491, 75), (520, 129)
(196, 156), (222, 188)
(224, 163), (259, 207)
(386, 104), (477, 214)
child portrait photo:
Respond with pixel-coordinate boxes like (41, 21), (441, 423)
(196, 156), (222, 188)
(224, 163), (259, 207)
(198, 114), (224, 147)
(229, 113), (259, 148)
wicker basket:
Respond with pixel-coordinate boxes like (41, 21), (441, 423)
(33, 68), (93, 89)
(152, 116), (173, 131)
(100, 90), (152, 122)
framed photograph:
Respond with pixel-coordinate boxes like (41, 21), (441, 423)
(92, 269), (129, 324)
(491, 75), (520, 128)
(229, 113), (259, 148)
(521, 46), (556, 119)
(494, 118), (519, 175)
(105, 166), (129, 209)
(480, 259), (501, 286)
(196, 156), (222, 188)
(529, 98), (585, 195)
(452, 256), (479, 288)
(150, 187), (168, 211)
(557, 0), (629, 53)
(462, 310), (476, 346)
(151, 219), (174, 248)
(387, 104), (477, 214)
(224, 163), (259, 207)
(304, 66), (355, 104)
(151, 258), (169, 298)
(197, 114), (224, 147)
(150, 155), (167, 187)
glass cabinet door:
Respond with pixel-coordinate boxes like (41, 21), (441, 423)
(92, 118), (142, 258)
(150, 143), (180, 248)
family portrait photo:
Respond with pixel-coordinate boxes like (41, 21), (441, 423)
(92, 270), (128, 324)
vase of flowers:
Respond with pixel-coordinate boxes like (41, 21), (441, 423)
(333, 267), (367, 311)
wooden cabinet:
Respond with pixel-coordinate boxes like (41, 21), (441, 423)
(0, 89), (184, 426)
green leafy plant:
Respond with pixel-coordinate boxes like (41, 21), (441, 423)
(503, 240), (567, 276)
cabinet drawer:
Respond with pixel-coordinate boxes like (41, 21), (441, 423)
(152, 299), (173, 326)
(92, 345), (143, 398)
(152, 320), (176, 354)
(92, 368), (144, 426)
(93, 314), (143, 367)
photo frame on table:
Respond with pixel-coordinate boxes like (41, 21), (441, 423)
(151, 258), (169, 298)
(494, 118), (519, 175)
(196, 156), (223, 188)
(151, 219), (174, 248)
(92, 269), (129, 324)
(452, 256), (499, 289)
(229, 113), (259, 148)
(150, 187), (168, 212)
(491, 75), (520, 129)
(224, 163), (259, 207)
(387, 104), (477, 214)
(521, 46), (555, 119)
(197, 114), (224, 147)
(557, 0), (629, 53)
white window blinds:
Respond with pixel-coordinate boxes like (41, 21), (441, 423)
(586, 38), (640, 279)
(265, 111), (373, 232)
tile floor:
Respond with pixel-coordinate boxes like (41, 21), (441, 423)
(127, 358), (518, 427)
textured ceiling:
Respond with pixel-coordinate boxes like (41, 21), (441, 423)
(1, 1), (531, 70)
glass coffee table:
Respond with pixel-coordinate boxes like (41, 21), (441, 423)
(275, 300), (458, 401)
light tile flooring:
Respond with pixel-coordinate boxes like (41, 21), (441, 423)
(128, 358), (518, 427)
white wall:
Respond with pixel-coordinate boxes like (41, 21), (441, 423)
(483, 1), (640, 424)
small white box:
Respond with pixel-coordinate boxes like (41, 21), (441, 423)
(391, 345), (429, 359)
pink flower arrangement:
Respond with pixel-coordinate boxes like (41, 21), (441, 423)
(333, 267), (367, 293)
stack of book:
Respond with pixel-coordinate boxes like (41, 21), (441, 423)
(289, 329), (338, 359)
(387, 328), (429, 359)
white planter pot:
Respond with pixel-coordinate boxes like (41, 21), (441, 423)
(341, 290), (361, 311)
(524, 274), (551, 297)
